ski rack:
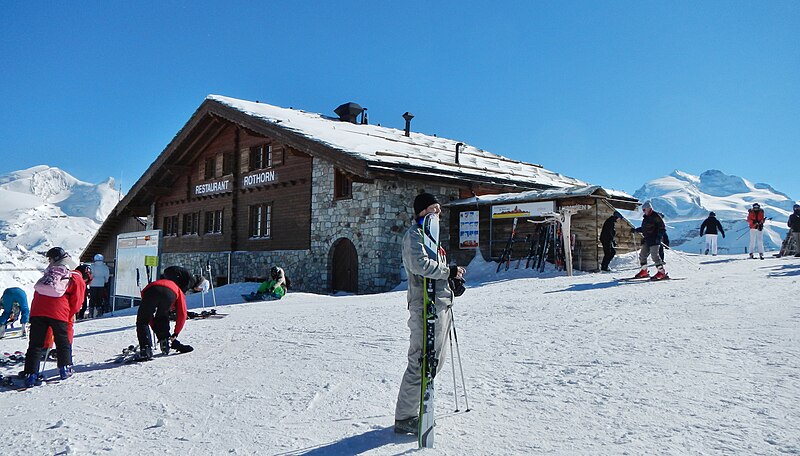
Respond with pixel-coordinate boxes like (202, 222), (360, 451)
(541, 204), (590, 277)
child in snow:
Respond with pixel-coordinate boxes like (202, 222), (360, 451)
(22, 247), (86, 387)
(1, 287), (30, 338)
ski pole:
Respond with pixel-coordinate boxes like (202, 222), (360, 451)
(450, 311), (471, 412)
(206, 261), (218, 308)
(449, 329), (460, 412)
(660, 242), (700, 269)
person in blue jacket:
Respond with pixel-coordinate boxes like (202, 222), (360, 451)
(1, 287), (30, 338)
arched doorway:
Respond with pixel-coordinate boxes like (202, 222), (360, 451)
(331, 238), (358, 293)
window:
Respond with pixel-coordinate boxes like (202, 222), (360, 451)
(162, 215), (178, 237)
(334, 168), (352, 199)
(222, 152), (234, 175)
(249, 203), (272, 238)
(182, 212), (199, 235)
(249, 144), (272, 171)
(204, 157), (216, 180)
(205, 210), (223, 234)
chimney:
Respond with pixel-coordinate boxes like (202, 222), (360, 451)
(334, 102), (364, 124)
(455, 142), (464, 165)
(402, 112), (414, 137)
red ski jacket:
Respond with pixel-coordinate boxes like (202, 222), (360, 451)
(747, 209), (766, 229)
(30, 271), (86, 323)
(141, 279), (188, 337)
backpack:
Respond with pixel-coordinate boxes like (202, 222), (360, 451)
(34, 264), (72, 297)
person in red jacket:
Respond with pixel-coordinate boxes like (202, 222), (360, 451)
(135, 266), (194, 361)
(747, 202), (766, 259)
(23, 247), (86, 387)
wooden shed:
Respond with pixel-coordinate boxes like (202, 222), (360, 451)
(446, 186), (641, 271)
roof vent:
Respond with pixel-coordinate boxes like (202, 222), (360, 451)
(334, 102), (364, 124)
(402, 112), (414, 137)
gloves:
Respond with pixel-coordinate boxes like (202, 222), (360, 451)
(449, 265), (459, 279)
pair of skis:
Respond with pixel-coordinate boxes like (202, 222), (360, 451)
(418, 213), (440, 448)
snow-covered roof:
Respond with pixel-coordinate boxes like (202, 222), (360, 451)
(208, 95), (586, 189)
(446, 185), (638, 207)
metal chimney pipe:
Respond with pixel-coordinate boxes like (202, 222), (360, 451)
(455, 142), (464, 165)
(402, 112), (414, 137)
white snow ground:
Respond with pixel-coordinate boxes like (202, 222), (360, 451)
(1, 252), (798, 455)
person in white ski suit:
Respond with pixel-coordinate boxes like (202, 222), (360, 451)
(89, 254), (111, 317)
(394, 193), (466, 435)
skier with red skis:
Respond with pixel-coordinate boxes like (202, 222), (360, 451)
(633, 201), (669, 280)
(394, 192), (465, 436)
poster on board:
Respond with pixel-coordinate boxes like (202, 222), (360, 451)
(491, 201), (555, 219)
(459, 211), (480, 248)
(114, 230), (162, 299)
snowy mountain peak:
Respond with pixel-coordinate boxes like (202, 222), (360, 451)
(632, 169), (797, 253)
(0, 166), (123, 292)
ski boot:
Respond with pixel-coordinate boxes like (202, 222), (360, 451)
(135, 346), (154, 361)
(159, 339), (171, 355)
(633, 269), (650, 279)
(171, 339), (194, 354)
(394, 416), (419, 435)
(759, 254), (764, 260)
(59, 365), (74, 380)
(749, 253), (754, 259)
(25, 373), (42, 388)
(651, 268), (668, 281)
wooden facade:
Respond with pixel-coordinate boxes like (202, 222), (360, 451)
(154, 124), (313, 259)
(447, 188), (640, 271)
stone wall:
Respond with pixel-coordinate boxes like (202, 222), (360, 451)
(161, 157), (461, 294)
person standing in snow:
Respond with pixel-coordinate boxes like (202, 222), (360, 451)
(600, 211), (623, 271)
(75, 263), (93, 320)
(394, 192), (466, 435)
(699, 211), (725, 256)
(633, 201), (669, 280)
(135, 265), (194, 361)
(788, 204), (800, 257)
(22, 247), (86, 387)
(747, 203), (766, 259)
(88, 254), (110, 317)
(0, 287), (30, 338)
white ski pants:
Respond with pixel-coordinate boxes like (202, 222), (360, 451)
(704, 234), (719, 255)
(395, 305), (453, 421)
(749, 229), (765, 255)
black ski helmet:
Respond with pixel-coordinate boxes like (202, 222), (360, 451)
(270, 266), (280, 279)
(46, 247), (69, 263)
(75, 263), (92, 281)
(161, 266), (193, 292)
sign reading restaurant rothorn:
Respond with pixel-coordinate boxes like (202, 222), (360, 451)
(242, 169), (278, 189)
(193, 177), (233, 197)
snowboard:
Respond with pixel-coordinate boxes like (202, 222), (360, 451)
(242, 293), (280, 302)
(187, 309), (227, 319)
(418, 212), (440, 448)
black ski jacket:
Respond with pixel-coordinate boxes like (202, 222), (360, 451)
(700, 216), (725, 237)
(789, 211), (800, 232)
(600, 216), (617, 243)
(638, 212), (666, 247)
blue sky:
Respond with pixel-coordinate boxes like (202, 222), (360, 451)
(1, 1), (798, 200)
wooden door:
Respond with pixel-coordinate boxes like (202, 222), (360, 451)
(331, 238), (358, 293)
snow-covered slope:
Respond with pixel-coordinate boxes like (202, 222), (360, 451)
(631, 170), (797, 253)
(0, 166), (122, 292)
(1, 253), (797, 455)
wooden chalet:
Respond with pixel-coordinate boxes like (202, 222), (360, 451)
(81, 95), (635, 294)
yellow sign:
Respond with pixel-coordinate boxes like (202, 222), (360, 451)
(144, 256), (159, 267)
